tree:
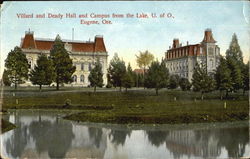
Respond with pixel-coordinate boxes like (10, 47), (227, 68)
(225, 33), (244, 91)
(179, 78), (191, 91)
(226, 33), (244, 67)
(30, 54), (55, 90)
(136, 50), (154, 87)
(122, 63), (134, 92)
(145, 60), (169, 95)
(2, 69), (11, 86)
(5, 46), (29, 89)
(88, 59), (104, 92)
(168, 74), (180, 89)
(107, 53), (126, 91)
(50, 35), (76, 90)
(192, 63), (215, 100)
(215, 56), (233, 99)
(226, 57), (243, 91)
(242, 62), (249, 95)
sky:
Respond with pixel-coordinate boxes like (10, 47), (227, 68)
(0, 1), (249, 77)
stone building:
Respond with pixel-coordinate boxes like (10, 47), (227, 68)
(20, 30), (108, 87)
(165, 29), (220, 81)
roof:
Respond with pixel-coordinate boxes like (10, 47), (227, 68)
(21, 32), (107, 53)
(134, 69), (148, 74)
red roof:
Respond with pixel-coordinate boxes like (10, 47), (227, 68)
(134, 69), (147, 74)
(21, 33), (107, 53)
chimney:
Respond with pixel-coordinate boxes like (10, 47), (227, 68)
(172, 38), (179, 48)
(202, 28), (216, 43)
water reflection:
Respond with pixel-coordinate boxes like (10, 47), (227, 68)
(1, 110), (249, 159)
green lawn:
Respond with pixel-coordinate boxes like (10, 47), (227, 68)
(2, 86), (249, 124)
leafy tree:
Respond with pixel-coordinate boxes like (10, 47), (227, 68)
(122, 63), (134, 92)
(168, 74), (180, 89)
(30, 54), (55, 90)
(145, 60), (169, 95)
(179, 78), (191, 91)
(242, 62), (249, 95)
(136, 50), (154, 87)
(2, 69), (11, 86)
(215, 56), (233, 99)
(88, 59), (104, 92)
(192, 63), (215, 100)
(50, 35), (76, 90)
(5, 46), (29, 89)
(107, 53), (126, 91)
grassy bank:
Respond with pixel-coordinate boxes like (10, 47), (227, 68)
(2, 87), (249, 124)
(1, 119), (16, 133)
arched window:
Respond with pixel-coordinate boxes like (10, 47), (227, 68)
(80, 75), (84, 82)
(72, 75), (77, 82)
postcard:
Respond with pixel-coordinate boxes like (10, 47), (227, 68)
(0, 1), (249, 159)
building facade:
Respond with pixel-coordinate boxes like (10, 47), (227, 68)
(20, 30), (108, 87)
(165, 29), (220, 81)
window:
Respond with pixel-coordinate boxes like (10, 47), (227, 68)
(208, 47), (213, 55)
(88, 63), (92, 71)
(80, 75), (84, 82)
(72, 75), (77, 82)
(81, 63), (84, 71)
(28, 61), (32, 69)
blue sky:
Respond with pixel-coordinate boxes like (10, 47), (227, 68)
(0, 1), (249, 76)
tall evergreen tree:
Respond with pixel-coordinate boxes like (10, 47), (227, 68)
(30, 54), (55, 90)
(215, 56), (233, 99)
(242, 62), (249, 95)
(122, 63), (134, 92)
(5, 46), (29, 89)
(192, 63), (215, 100)
(107, 53), (126, 91)
(226, 33), (244, 67)
(145, 60), (169, 95)
(88, 59), (104, 92)
(2, 69), (11, 86)
(226, 57), (243, 91)
(225, 33), (244, 91)
(50, 35), (76, 90)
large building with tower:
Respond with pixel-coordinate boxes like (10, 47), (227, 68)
(20, 30), (108, 87)
(165, 29), (220, 81)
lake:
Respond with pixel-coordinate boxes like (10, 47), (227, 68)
(1, 110), (249, 159)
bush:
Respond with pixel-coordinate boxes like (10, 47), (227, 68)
(179, 78), (191, 91)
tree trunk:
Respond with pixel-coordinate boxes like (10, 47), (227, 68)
(156, 88), (158, 96)
(39, 85), (42, 91)
(220, 90), (223, 100)
(201, 92), (204, 100)
(120, 86), (122, 92)
(143, 66), (146, 89)
(94, 86), (96, 93)
(14, 81), (17, 90)
(126, 87), (128, 92)
(226, 91), (229, 99)
(56, 78), (59, 90)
